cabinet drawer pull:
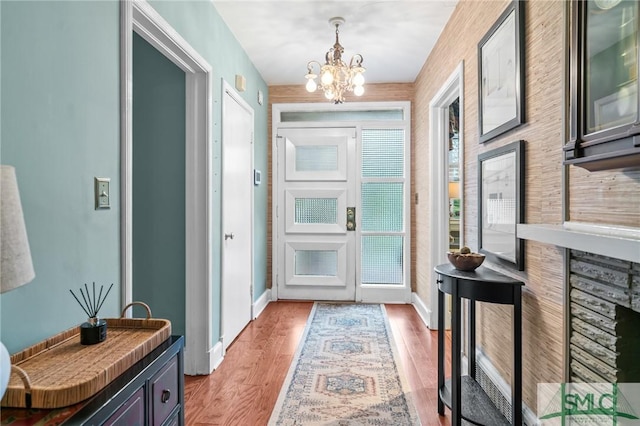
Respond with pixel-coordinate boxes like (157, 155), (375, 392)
(161, 389), (171, 403)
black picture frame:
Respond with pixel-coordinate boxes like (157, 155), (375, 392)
(478, 1), (525, 143)
(478, 140), (525, 270)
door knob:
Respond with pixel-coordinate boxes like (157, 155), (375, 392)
(346, 207), (356, 231)
(225, 233), (234, 240)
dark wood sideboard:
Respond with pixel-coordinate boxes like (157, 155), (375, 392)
(1, 335), (184, 426)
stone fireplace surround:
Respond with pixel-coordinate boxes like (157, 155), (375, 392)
(568, 250), (640, 383)
(518, 222), (640, 383)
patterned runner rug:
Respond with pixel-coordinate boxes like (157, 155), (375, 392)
(269, 303), (421, 425)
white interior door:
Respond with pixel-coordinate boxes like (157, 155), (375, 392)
(222, 84), (253, 349)
(276, 128), (356, 300)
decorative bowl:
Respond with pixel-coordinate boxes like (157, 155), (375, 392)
(447, 252), (485, 271)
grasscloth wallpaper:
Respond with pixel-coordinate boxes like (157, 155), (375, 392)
(268, 0), (640, 415)
(415, 0), (566, 411)
(415, 0), (639, 413)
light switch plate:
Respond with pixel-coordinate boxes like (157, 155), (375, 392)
(95, 177), (110, 209)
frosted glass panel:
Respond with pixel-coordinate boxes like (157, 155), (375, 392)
(361, 236), (403, 284)
(361, 183), (404, 232)
(296, 146), (338, 171)
(362, 129), (405, 178)
(295, 250), (337, 276)
(282, 110), (404, 122)
(295, 198), (338, 224)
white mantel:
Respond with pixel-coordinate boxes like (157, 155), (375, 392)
(517, 222), (640, 263)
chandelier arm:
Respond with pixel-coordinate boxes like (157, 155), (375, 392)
(306, 60), (321, 75)
(349, 54), (364, 68)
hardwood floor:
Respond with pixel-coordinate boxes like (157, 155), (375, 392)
(184, 301), (451, 425)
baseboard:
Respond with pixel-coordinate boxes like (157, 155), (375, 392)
(209, 340), (224, 372)
(411, 292), (431, 329)
(476, 349), (538, 426)
(252, 289), (271, 319)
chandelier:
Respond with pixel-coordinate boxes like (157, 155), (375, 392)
(304, 17), (365, 104)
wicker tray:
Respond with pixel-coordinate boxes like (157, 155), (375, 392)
(1, 302), (171, 409)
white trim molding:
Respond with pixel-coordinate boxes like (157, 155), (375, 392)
(428, 61), (464, 329)
(209, 341), (224, 372)
(121, 0), (214, 375)
(518, 222), (640, 263)
(252, 289), (271, 319)
(411, 292), (431, 329)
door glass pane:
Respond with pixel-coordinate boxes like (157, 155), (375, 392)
(296, 146), (338, 171)
(295, 198), (337, 224)
(361, 183), (403, 232)
(362, 129), (405, 178)
(295, 250), (337, 276)
(361, 236), (403, 284)
(585, 0), (638, 133)
(281, 109), (404, 122)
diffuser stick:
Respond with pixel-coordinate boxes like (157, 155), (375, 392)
(93, 282), (96, 316)
(84, 283), (91, 315)
(96, 285), (104, 317)
(80, 287), (93, 318)
(95, 283), (114, 316)
(70, 289), (92, 318)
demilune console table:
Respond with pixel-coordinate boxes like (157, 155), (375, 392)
(435, 263), (524, 426)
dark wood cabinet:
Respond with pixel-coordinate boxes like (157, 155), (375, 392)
(68, 336), (184, 425)
(564, 0), (640, 171)
(103, 387), (145, 426)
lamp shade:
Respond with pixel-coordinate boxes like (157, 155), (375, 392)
(448, 181), (460, 199)
(1, 165), (35, 293)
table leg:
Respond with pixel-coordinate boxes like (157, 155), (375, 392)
(469, 300), (476, 380)
(451, 279), (461, 426)
(513, 286), (523, 425)
(437, 282), (445, 415)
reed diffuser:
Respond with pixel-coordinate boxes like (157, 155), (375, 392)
(70, 282), (113, 345)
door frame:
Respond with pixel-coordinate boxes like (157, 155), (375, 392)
(221, 80), (254, 350)
(428, 62), (464, 328)
(121, 0), (214, 374)
(271, 102), (412, 303)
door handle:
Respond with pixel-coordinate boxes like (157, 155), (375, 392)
(225, 233), (234, 240)
(346, 207), (356, 231)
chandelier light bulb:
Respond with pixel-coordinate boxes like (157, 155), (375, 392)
(321, 69), (334, 85)
(306, 78), (317, 92)
(353, 72), (365, 87)
(354, 85), (365, 96)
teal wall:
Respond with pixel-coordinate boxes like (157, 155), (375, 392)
(0, 0), (269, 354)
(132, 33), (186, 335)
(0, 0), (121, 353)
(148, 0), (270, 344)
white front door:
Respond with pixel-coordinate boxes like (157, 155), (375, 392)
(276, 128), (357, 300)
(221, 84), (253, 349)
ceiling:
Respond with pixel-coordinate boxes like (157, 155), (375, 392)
(212, 1), (459, 86)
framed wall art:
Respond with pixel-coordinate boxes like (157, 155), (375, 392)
(478, 140), (525, 270)
(478, 0), (525, 143)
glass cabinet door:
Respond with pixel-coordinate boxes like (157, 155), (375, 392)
(585, 0), (637, 133)
(565, 0), (640, 171)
